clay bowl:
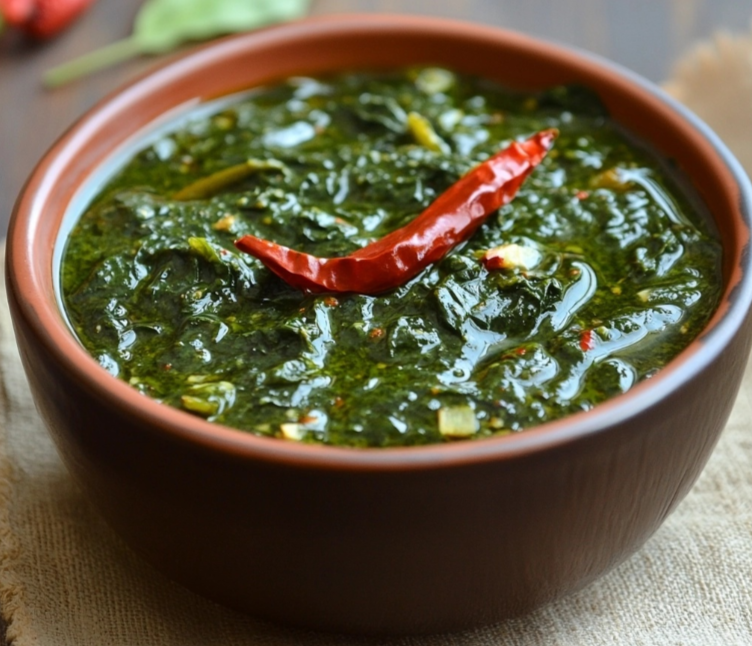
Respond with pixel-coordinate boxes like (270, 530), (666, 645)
(6, 14), (752, 635)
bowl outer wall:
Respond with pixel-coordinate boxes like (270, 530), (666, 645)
(6, 15), (752, 634)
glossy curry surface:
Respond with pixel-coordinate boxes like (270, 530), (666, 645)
(61, 69), (722, 447)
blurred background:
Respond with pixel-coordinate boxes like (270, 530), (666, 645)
(1, 0), (750, 235)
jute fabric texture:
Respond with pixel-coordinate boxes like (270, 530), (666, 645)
(1, 31), (751, 646)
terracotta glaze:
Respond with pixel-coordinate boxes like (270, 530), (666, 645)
(6, 15), (752, 634)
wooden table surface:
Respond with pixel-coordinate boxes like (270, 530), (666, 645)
(0, 0), (749, 642)
(1, 0), (750, 237)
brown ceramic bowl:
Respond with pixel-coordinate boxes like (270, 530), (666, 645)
(6, 14), (752, 635)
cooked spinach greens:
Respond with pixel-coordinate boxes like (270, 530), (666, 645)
(61, 68), (722, 447)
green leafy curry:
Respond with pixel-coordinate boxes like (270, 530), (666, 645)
(61, 68), (722, 447)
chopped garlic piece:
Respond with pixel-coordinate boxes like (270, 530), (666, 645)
(181, 395), (218, 416)
(181, 380), (236, 417)
(406, 111), (450, 154)
(212, 214), (237, 232)
(589, 168), (632, 191)
(438, 406), (479, 438)
(414, 67), (456, 94)
(280, 423), (305, 441)
(482, 243), (542, 271)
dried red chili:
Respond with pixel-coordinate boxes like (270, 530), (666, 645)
(235, 129), (557, 295)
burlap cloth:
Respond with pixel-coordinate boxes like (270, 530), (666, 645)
(2, 33), (752, 646)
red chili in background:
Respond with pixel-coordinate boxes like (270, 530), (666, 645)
(0, 0), (97, 39)
(235, 128), (557, 294)
(0, 0), (34, 25)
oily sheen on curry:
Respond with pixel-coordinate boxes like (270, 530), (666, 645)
(60, 68), (722, 447)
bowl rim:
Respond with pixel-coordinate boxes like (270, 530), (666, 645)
(7, 13), (752, 472)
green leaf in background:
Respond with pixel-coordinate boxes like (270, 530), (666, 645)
(44, 0), (311, 88)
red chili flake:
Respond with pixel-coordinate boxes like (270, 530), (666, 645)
(220, 249), (228, 256)
(324, 296), (339, 308)
(482, 254), (506, 271)
(163, 363), (172, 371)
(580, 329), (596, 352)
(516, 347), (527, 356)
(299, 414), (318, 425)
(576, 190), (590, 200)
(333, 396), (345, 408)
(369, 327), (384, 339)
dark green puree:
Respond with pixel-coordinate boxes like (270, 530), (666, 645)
(61, 68), (722, 447)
